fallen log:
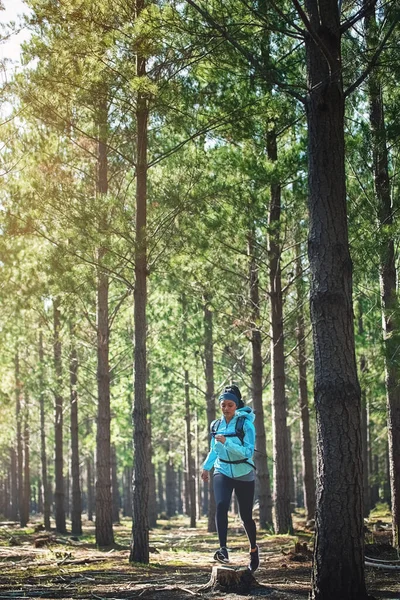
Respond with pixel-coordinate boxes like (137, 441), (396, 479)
(198, 566), (259, 594)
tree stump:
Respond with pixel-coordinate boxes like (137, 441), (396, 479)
(199, 566), (259, 594)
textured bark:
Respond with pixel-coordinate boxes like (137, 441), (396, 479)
(95, 96), (113, 547)
(130, 5), (150, 560)
(295, 244), (315, 522)
(247, 228), (273, 528)
(53, 298), (66, 534)
(267, 130), (292, 534)
(304, 1), (367, 597)
(203, 295), (216, 532)
(38, 330), (51, 530)
(70, 327), (82, 536)
(365, 3), (400, 550)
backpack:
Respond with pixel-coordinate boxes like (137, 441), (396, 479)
(210, 415), (246, 443)
(210, 416), (255, 469)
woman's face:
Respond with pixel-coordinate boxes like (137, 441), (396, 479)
(220, 400), (237, 420)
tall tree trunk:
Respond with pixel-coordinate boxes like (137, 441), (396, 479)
(365, 3), (400, 551)
(39, 329), (51, 530)
(247, 226), (273, 528)
(86, 452), (94, 522)
(53, 297), (66, 534)
(295, 241), (315, 522)
(357, 303), (370, 518)
(166, 456), (176, 517)
(184, 368), (196, 527)
(304, 1), (367, 597)
(69, 325), (82, 535)
(22, 391), (30, 526)
(130, 2), (149, 560)
(147, 379), (157, 528)
(267, 130), (293, 534)
(10, 447), (18, 521)
(111, 444), (120, 524)
(95, 94), (114, 547)
(203, 294), (216, 532)
(157, 467), (165, 515)
(15, 353), (25, 527)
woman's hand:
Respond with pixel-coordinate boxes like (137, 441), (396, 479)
(215, 434), (226, 444)
(201, 469), (209, 482)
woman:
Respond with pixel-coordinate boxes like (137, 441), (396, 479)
(201, 385), (259, 572)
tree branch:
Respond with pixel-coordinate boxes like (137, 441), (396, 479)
(185, 0), (305, 103)
(345, 14), (399, 97)
(340, 0), (378, 34)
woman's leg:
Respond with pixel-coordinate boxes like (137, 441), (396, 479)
(233, 479), (257, 548)
(213, 473), (234, 548)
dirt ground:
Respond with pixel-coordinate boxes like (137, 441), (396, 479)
(0, 512), (398, 600)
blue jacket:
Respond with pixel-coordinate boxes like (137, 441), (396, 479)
(202, 406), (255, 478)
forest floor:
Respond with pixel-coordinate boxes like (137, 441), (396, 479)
(0, 507), (398, 600)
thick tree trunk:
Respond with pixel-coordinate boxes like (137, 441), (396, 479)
(95, 94), (114, 546)
(365, 4), (400, 551)
(295, 243), (315, 522)
(39, 330), (51, 530)
(203, 295), (216, 532)
(130, 9), (149, 560)
(53, 298), (66, 534)
(267, 130), (293, 534)
(247, 227), (273, 528)
(304, 1), (367, 597)
(70, 327), (82, 535)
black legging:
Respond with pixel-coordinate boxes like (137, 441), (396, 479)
(213, 472), (257, 549)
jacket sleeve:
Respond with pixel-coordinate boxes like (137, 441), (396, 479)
(223, 420), (255, 460)
(202, 434), (217, 470)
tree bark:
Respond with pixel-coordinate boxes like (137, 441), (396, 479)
(130, 3), (150, 560)
(304, 1), (368, 597)
(267, 130), (292, 534)
(247, 225), (273, 529)
(53, 297), (66, 534)
(203, 294), (216, 532)
(95, 93), (114, 546)
(365, 2), (400, 551)
(70, 324), (82, 535)
(295, 241), (315, 522)
(39, 329), (51, 530)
